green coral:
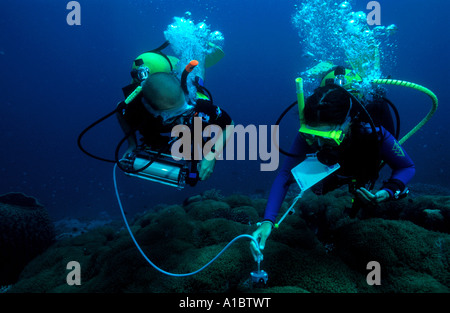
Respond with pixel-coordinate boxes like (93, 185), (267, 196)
(7, 190), (450, 293)
(334, 218), (450, 292)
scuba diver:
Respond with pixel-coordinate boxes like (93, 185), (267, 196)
(250, 65), (416, 261)
(117, 43), (233, 184)
(78, 41), (233, 187)
(78, 41), (265, 278)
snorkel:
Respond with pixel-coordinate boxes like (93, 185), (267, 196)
(181, 59), (199, 99)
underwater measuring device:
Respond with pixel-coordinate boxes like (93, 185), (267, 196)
(120, 149), (199, 189)
(250, 256), (269, 288)
(250, 270), (269, 288)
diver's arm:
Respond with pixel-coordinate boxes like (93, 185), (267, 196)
(379, 127), (415, 198)
(196, 101), (233, 180)
(198, 120), (234, 180)
(263, 133), (308, 222)
(208, 120), (234, 159)
(251, 133), (308, 260)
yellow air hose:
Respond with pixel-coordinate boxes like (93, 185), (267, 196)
(371, 79), (438, 144)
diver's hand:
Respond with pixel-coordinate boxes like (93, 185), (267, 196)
(356, 187), (390, 203)
(198, 154), (216, 180)
(250, 222), (273, 262)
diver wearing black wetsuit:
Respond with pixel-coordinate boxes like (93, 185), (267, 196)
(120, 83), (232, 150)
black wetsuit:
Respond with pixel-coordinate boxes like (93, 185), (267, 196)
(120, 84), (232, 150)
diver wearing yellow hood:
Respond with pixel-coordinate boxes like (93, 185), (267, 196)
(116, 42), (232, 183)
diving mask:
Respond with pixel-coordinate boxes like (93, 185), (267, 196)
(299, 93), (353, 146)
(299, 117), (351, 147)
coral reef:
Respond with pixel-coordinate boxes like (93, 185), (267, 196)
(0, 192), (55, 285)
(202, 189), (225, 201)
(54, 211), (114, 240)
(6, 188), (450, 293)
(334, 218), (449, 292)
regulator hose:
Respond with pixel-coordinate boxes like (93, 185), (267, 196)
(113, 163), (260, 277)
(371, 79), (438, 145)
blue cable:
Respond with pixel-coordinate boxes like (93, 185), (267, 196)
(113, 164), (260, 277)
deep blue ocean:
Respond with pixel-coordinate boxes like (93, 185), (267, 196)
(0, 0), (448, 221)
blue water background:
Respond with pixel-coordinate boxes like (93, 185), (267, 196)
(0, 0), (448, 220)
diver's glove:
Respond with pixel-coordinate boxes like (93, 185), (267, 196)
(250, 221), (273, 262)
